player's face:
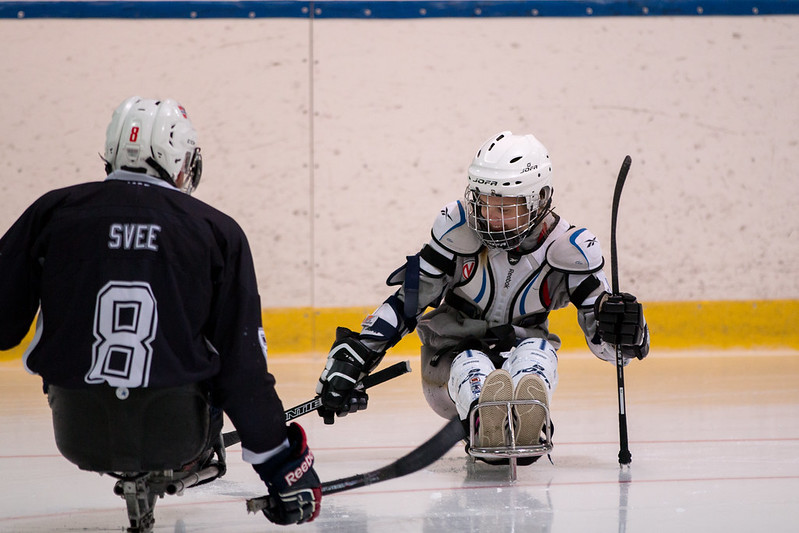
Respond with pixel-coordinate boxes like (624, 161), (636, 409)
(480, 194), (530, 233)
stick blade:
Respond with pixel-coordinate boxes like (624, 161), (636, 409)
(244, 417), (465, 514)
(321, 417), (465, 495)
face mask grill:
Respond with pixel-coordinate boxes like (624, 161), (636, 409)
(465, 189), (537, 250)
(180, 147), (202, 194)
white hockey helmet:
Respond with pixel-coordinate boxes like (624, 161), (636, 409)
(104, 96), (202, 194)
(465, 131), (554, 249)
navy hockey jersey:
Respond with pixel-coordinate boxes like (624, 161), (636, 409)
(0, 171), (286, 454)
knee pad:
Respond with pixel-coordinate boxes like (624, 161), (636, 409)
(447, 350), (496, 420)
(502, 338), (559, 401)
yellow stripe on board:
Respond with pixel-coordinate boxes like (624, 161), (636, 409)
(1, 300), (797, 362)
(265, 300), (799, 355)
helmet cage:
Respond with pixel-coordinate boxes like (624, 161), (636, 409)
(179, 146), (202, 194)
(465, 187), (552, 250)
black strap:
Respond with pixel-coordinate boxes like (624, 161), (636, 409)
(570, 275), (601, 307)
(444, 291), (483, 320)
(419, 244), (456, 276)
(403, 255), (420, 330)
(517, 312), (549, 328)
(145, 156), (177, 187)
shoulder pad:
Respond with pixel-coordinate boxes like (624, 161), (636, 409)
(431, 200), (482, 255)
(546, 227), (604, 273)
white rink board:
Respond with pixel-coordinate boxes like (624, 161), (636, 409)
(1, 16), (797, 307)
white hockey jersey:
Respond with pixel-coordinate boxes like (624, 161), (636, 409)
(360, 200), (645, 363)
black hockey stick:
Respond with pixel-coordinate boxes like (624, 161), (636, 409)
(245, 416), (466, 513)
(611, 155), (633, 466)
(222, 360), (412, 448)
(319, 416), (464, 495)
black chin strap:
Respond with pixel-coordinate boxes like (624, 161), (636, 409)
(145, 156), (177, 187)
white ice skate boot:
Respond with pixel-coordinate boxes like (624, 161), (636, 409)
(512, 373), (549, 447)
(476, 369), (514, 448)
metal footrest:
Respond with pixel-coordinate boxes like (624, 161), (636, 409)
(112, 466), (221, 532)
(467, 399), (553, 481)
(113, 473), (160, 533)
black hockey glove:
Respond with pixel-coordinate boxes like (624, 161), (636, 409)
(594, 292), (647, 359)
(316, 327), (383, 423)
(252, 423), (321, 525)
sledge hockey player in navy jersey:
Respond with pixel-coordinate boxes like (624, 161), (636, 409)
(0, 97), (320, 525)
(316, 131), (649, 464)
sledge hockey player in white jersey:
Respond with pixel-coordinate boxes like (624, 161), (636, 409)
(316, 131), (650, 464)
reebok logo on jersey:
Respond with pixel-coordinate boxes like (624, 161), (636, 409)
(504, 268), (515, 289)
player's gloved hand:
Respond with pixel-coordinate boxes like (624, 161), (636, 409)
(252, 423), (321, 525)
(316, 327), (383, 423)
(334, 389), (369, 419)
(594, 292), (648, 360)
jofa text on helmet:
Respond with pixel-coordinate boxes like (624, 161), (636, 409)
(469, 176), (498, 186)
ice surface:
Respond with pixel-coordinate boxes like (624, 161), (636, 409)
(1, 351), (798, 532)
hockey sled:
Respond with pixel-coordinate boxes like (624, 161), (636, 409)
(467, 398), (553, 481)
(48, 383), (224, 533)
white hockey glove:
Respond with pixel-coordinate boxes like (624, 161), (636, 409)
(316, 327), (383, 424)
(594, 292), (648, 360)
